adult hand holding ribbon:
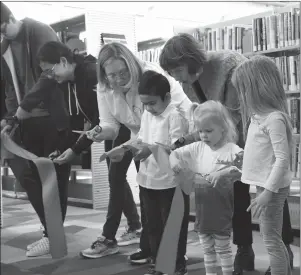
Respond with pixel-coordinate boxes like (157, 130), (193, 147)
(146, 145), (195, 274)
(1, 132), (67, 259)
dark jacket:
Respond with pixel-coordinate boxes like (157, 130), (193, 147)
(20, 54), (99, 155)
(61, 54), (99, 155)
(1, 18), (61, 118)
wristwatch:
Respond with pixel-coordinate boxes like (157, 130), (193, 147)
(174, 136), (186, 149)
(94, 125), (102, 133)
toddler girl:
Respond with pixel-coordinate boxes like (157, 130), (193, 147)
(170, 100), (243, 275)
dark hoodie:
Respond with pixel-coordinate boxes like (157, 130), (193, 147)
(20, 54), (99, 155)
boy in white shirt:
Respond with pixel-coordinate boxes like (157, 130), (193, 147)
(135, 70), (189, 275)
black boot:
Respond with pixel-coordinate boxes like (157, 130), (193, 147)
(234, 245), (255, 272)
(264, 244), (294, 275)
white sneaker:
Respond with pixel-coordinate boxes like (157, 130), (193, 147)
(117, 228), (140, 246)
(26, 237), (50, 257)
(27, 224), (45, 250)
(27, 238), (43, 251)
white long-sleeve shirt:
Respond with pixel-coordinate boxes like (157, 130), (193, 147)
(96, 61), (191, 140)
(136, 103), (189, 190)
(242, 112), (292, 193)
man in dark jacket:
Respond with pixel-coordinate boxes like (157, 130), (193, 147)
(0, 2), (71, 257)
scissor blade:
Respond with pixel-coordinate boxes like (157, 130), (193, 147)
(72, 130), (87, 134)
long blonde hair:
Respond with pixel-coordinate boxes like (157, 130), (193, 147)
(97, 42), (143, 91)
(191, 100), (238, 144)
(231, 55), (293, 149)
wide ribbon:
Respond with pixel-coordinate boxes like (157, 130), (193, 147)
(147, 145), (195, 274)
(1, 133), (67, 258)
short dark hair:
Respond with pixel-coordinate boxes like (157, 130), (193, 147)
(138, 70), (170, 100)
(37, 41), (74, 64)
(1, 2), (13, 24)
(159, 33), (207, 74)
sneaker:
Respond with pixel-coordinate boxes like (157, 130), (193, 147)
(117, 227), (140, 246)
(27, 225), (45, 250)
(27, 238), (43, 251)
(128, 249), (150, 265)
(80, 236), (119, 259)
(144, 266), (167, 275)
(174, 266), (188, 275)
(26, 237), (50, 257)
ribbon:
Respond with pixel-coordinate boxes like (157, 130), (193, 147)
(1, 133), (67, 259)
(147, 145), (194, 274)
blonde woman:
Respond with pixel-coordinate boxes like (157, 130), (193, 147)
(232, 55), (293, 275)
(82, 42), (191, 273)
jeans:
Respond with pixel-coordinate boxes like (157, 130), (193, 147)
(102, 125), (141, 240)
(258, 186), (292, 275)
(7, 116), (71, 237)
(232, 181), (293, 246)
(140, 186), (189, 268)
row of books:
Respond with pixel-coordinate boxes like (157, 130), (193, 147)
(137, 46), (163, 63)
(272, 55), (300, 92)
(200, 8), (300, 54)
(252, 8), (300, 52)
(287, 97), (300, 134)
(203, 25), (253, 53)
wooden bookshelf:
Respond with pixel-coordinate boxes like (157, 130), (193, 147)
(244, 45), (300, 57)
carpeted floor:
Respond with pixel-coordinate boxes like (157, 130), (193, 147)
(1, 197), (300, 275)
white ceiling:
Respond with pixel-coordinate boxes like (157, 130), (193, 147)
(4, 1), (292, 26)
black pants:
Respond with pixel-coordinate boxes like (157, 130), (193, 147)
(232, 181), (294, 246)
(102, 125), (142, 240)
(7, 116), (71, 237)
(140, 186), (189, 268)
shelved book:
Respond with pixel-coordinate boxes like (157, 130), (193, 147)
(291, 142), (300, 178)
(252, 7), (300, 51)
(271, 55), (300, 91)
(287, 97), (300, 134)
(203, 24), (253, 54)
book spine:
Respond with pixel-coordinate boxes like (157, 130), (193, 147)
(288, 11), (292, 46)
(262, 17), (267, 50)
(252, 18), (257, 52)
(284, 12), (289, 47)
(266, 16), (270, 50)
(269, 15), (277, 49)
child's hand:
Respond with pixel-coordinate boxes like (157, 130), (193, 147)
(133, 146), (152, 162)
(194, 174), (212, 187)
(172, 165), (182, 174)
(169, 152), (182, 173)
(207, 169), (229, 187)
(247, 189), (273, 219)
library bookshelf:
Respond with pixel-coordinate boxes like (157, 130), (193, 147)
(193, 2), (301, 230)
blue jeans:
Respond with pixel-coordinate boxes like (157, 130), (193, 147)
(257, 186), (292, 275)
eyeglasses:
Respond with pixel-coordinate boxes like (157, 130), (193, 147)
(106, 69), (129, 81)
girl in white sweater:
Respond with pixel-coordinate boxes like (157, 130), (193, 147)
(232, 55), (293, 275)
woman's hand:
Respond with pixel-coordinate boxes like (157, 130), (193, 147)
(247, 189), (273, 219)
(52, 148), (76, 165)
(86, 126), (103, 142)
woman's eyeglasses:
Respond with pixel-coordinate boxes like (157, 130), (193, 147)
(106, 69), (129, 81)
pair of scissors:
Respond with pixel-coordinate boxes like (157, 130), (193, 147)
(72, 125), (102, 135)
